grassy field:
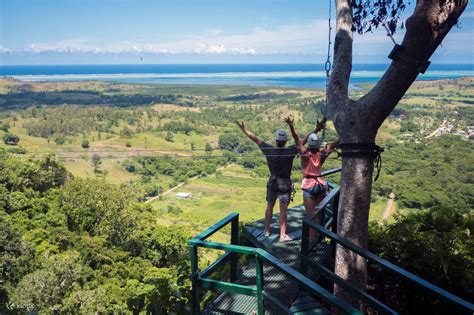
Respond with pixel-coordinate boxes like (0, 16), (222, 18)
(151, 164), (306, 227)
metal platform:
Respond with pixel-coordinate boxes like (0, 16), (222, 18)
(203, 206), (331, 314)
(190, 166), (474, 314)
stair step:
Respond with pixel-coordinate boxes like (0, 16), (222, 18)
(293, 308), (330, 315)
(290, 300), (322, 311)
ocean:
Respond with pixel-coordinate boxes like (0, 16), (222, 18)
(1, 64), (473, 88)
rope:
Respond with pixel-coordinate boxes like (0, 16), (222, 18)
(321, 0), (333, 142)
(337, 143), (384, 181)
(382, 22), (397, 45)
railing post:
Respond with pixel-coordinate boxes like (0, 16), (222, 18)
(255, 255), (265, 315)
(332, 190), (339, 235)
(230, 214), (239, 283)
(331, 190), (340, 280)
(189, 244), (200, 315)
(300, 221), (309, 280)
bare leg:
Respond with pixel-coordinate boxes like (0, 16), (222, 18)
(279, 200), (293, 242)
(304, 197), (318, 241)
(264, 199), (276, 236)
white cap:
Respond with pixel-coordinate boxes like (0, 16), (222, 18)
(274, 129), (289, 141)
(307, 133), (320, 148)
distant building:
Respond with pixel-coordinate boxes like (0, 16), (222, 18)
(176, 192), (192, 199)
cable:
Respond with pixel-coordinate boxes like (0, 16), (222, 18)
(14, 153), (305, 159)
(11, 150), (331, 159)
(382, 22), (397, 45)
(15, 147), (299, 153)
(321, 0), (333, 142)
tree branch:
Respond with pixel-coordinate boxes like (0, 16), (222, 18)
(361, 0), (468, 130)
(327, 0), (353, 119)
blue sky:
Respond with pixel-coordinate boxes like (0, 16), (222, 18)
(1, 0), (473, 64)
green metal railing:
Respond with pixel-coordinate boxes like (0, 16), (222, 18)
(300, 189), (474, 315)
(189, 212), (363, 314)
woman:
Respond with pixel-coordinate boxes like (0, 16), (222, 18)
(285, 117), (339, 240)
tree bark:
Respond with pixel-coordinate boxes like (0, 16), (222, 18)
(327, 0), (468, 309)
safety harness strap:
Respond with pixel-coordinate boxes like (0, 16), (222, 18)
(337, 143), (384, 181)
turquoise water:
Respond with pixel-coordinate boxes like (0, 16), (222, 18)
(1, 64), (472, 88)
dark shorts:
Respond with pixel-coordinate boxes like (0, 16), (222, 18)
(303, 183), (328, 200)
(266, 187), (291, 205)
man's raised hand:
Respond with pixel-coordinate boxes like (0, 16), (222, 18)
(235, 120), (245, 130)
(284, 116), (294, 126)
(316, 117), (327, 132)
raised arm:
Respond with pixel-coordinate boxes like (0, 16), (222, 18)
(284, 116), (306, 154)
(235, 120), (262, 146)
(300, 117), (327, 145)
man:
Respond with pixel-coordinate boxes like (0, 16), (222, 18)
(235, 119), (322, 242)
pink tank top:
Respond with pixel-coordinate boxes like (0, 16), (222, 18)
(301, 151), (327, 190)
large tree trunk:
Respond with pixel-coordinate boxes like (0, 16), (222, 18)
(335, 156), (374, 295)
(326, 0), (468, 309)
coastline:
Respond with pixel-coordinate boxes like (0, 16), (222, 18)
(1, 64), (472, 88)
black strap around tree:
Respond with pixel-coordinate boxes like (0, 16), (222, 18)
(337, 143), (384, 181)
(388, 44), (431, 74)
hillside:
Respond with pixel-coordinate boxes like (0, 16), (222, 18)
(0, 77), (473, 313)
(0, 77), (472, 223)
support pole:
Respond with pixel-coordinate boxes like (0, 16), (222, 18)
(300, 221), (310, 280)
(255, 255), (265, 314)
(230, 215), (239, 282)
(189, 245), (200, 314)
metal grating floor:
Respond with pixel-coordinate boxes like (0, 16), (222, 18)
(204, 205), (331, 314)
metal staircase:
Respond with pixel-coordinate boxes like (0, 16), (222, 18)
(188, 168), (474, 314)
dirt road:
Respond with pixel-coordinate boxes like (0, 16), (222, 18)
(382, 192), (396, 221)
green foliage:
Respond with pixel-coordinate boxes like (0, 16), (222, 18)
(3, 133), (19, 145)
(373, 136), (473, 211)
(91, 154), (102, 173)
(81, 139), (89, 148)
(58, 178), (138, 245)
(218, 133), (240, 152)
(0, 155), (193, 313)
(165, 131), (174, 142)
(129, 155), (225, 183)
(127, 225), (190, 268)
(0, 215), (34, 310)
(369, 206), (474, 313)
(54, 136), (65, 145)
(0, 122), (10, 132)
(11, 251), (83, 312)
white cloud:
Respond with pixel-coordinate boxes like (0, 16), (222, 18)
(21, 20), (329, 55)
(17, 18), (473, 58)
(0, 45), (12, 53)
(26, 37), (101, 54)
